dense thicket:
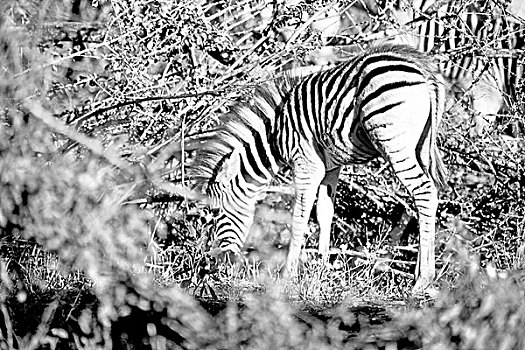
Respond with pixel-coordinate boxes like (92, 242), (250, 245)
(0, 0), (524, 349)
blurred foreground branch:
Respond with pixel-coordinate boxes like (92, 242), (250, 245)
(24, 101), (206, 203)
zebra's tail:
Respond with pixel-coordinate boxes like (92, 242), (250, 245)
(429, 74), (448, 190)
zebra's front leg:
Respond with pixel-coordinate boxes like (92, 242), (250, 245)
(285, 159), (326, 278)
(317, 166), (341, 261)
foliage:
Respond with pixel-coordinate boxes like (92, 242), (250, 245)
(0, 0), (524, 349)
(398, 259), (525, 349)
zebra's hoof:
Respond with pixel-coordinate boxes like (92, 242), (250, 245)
(412, 276), (437, 296)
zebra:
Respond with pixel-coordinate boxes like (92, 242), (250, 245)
(341, 0), (525, 135)
(180, 44), (447, 292)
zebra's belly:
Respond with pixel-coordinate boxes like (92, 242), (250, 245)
(320, 129), (379, 167)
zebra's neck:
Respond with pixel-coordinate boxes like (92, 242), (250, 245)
(205, 79), (301, 251)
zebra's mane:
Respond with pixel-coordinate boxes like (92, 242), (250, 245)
(182, 75), (300, 192)
(368, 43), (441, 73)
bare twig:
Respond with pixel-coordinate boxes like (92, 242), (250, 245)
(25, 101), (132, 175)
(72, 89), (239, 127)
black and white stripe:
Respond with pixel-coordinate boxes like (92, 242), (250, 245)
(183, 44), (446, 292)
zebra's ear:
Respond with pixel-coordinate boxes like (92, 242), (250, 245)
(215, 149), (240, 184)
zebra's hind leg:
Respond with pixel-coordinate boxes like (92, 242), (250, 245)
(316, 166), (342, 262)
(411, 182), (438, 293)
(372, 121), (439, 292)
(391, 163), (439, 293)
(284, 156), (326, 278)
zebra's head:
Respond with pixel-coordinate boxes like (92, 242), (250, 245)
(204, 148), (264, 255)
